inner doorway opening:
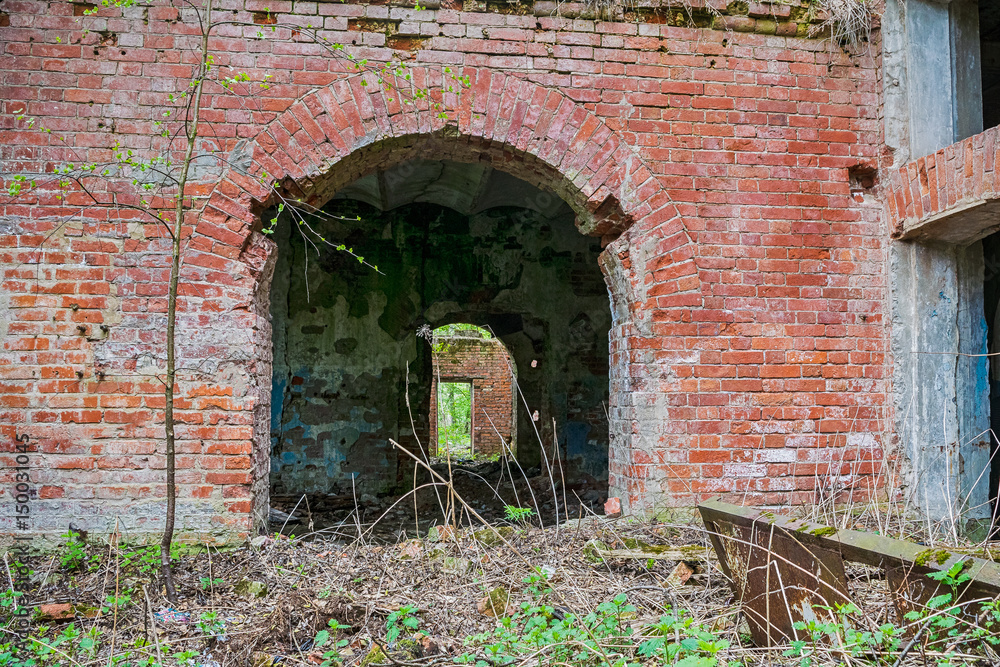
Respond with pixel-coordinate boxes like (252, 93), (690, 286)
(430, 323), (516, 461)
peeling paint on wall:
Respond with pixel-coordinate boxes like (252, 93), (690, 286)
(269, 197), (611, 497)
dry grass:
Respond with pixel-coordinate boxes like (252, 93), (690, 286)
(812, 0), (880, 51)
(7, 500), (1000, 666)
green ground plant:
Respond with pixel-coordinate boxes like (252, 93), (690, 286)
(386, 605), (421, 645)
(313, 620), (353, 666)
(195, 611), (226, 639)
(503, 505), (536, 524)
(58, 530), (100, 572)
(784, 603), (903, 666)
(118, 544), (162, 577)
(636, 609), (730, 667)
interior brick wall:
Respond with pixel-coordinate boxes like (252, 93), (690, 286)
(0, 0), (888, 542)
(430, 337), (516, 457)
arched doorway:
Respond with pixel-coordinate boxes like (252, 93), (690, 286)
(267, 161), (612, 501)
(198, 68), (687, 530)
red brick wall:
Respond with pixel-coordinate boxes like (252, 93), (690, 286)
(0, 0), (888, 541)
(430, 337), (515, 457)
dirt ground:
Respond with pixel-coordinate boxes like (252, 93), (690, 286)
(15, 508), (994, 666)
(14, 516), (727, 665)
(10, 463), (1000, 666)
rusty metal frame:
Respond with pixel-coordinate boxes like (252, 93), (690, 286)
(698, 499), (1000, 646)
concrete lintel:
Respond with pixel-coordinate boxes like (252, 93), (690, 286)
(897, 198), (1000, 246)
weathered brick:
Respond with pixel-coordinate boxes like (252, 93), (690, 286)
(0, 0), (888, 543)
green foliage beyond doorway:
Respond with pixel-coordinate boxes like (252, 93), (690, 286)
(438, 382), (472, 455)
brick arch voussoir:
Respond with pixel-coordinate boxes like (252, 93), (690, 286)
(199, 67), (696, 285)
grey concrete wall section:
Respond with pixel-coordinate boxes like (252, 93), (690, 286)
(891, 242), (960, 523)
(956, 242), (992, 525)
(890, 241), (991, 526)
(887, 0), (983, 161)
(883, 0), (911, 164)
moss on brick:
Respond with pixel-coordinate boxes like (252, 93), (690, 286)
(754, 18), (776, 34)
(726, 0), (749, 15)
(914, 548), (953, 567)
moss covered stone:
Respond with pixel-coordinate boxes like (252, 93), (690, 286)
(582, 539), (609, 563)
(473, 526), (515, 547)
(234, 579), (269, 598)
(360, 645), (387, 667)
(477, 587), (510, 617)
(914, 548), (953, 567)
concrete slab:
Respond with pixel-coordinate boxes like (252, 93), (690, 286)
(897, 198), (1000, 245)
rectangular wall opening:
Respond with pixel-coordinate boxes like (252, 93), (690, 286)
(982, 3), (1000, 130)
(437, 381), (473, 457)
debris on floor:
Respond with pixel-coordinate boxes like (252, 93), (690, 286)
(270, 456), (608, 540)
(9, 504), (1000, 665)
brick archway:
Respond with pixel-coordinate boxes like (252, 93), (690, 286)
(192, 69), (700, 365)
(183, 67), (700, 530)
(196, 67), (685, 251)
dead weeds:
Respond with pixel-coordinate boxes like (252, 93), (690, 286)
(6, 512), (1000, 665)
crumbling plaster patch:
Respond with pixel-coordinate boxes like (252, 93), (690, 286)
(268, 194), (612, 497)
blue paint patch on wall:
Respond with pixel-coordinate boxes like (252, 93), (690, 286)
(270, 377), (287, 432)
(564, 421), (590, 459)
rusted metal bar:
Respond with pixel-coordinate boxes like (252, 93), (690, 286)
(698, 500), (851, 645)
(698, 498), (1000, 646)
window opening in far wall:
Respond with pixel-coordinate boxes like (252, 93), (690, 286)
(437, 381), (473, 457)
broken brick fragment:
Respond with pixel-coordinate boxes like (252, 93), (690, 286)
(604, 497), (622, 518)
